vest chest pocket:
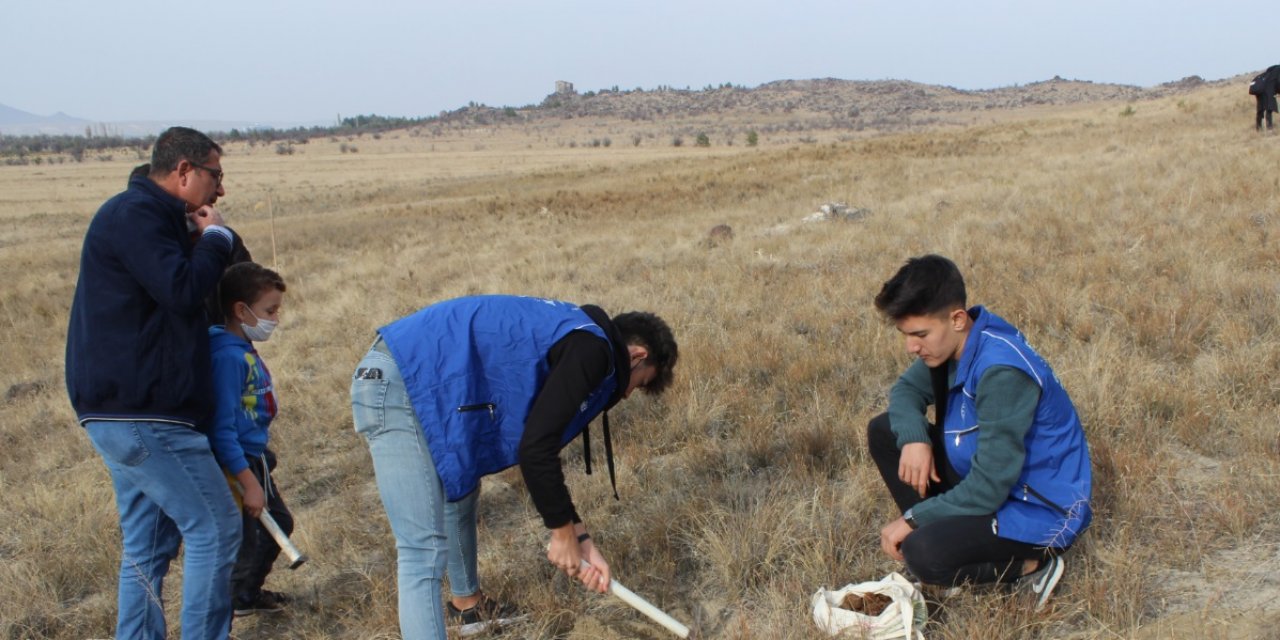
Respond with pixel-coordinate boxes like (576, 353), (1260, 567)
(457, 403), (497, 419)
(1022, 483), (1071, 517)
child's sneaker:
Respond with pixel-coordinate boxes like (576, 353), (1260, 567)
(233, 590), (289, 617)
(446, 595), (528, 636)
(1016, 554), (1065, 611)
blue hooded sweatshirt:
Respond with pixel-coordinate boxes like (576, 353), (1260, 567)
(208, 326), (277, 474)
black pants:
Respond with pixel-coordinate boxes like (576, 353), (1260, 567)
(867, 413), (1061, 586)
(231, 448), (294, 599)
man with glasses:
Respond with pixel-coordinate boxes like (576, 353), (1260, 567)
(67, 126), (243, 640)
(127, 161), (253, 324)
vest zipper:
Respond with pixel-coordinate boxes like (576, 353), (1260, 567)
(457, 403), (496, 419)
(945, 425), (979, 447)
(1022, 483), (1070, 517)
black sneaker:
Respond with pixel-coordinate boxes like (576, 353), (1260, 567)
(445, 595), (528, 636)
(233, 590), (289, 617)
(1016, 554), (1065, 611)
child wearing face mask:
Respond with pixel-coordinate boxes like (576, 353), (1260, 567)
(208, 261), (295, 617)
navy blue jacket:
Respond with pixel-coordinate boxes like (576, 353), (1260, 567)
(65, 175), (231, 429)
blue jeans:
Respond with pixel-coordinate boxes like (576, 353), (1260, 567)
(352, 340), (480, 640)
(84, 420), (242, 640)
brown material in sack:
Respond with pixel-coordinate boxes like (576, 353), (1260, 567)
(841, 591), (893, 617)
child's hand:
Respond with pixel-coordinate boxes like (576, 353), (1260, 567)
(242, 484), (265, 518)
(237, 470), (265, 518)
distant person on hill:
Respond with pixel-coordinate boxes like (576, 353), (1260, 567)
(866, 255), (1092, 611)
(207, 262), (295, 618)
(66, 126), (241, 640)
(1250, 65), (1280, 131)
(351, 295), (678, 639)
(131, 162), (253, 324)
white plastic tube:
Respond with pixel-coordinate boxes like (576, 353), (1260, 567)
(582, 560), (690, 638)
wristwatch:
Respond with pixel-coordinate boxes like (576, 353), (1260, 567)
(903, 508), (919, 530)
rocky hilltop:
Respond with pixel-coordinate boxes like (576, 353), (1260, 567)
(431, 75), (1224, 136)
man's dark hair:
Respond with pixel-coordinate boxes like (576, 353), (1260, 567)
(874, 254), (967, 321)
(150, 127), (222, 176)
(219, 262), (285, 320)
(612, 311), (678, 395)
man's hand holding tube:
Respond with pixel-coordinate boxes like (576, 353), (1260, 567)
(547, 522), (610, 593)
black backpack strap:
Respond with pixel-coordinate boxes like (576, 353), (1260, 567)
(582, 422), (592, 475)
(580, 413), (620, 500)
(603, 412), (619, 500)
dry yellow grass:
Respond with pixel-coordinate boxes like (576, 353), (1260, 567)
(3, 82), (1279, 639)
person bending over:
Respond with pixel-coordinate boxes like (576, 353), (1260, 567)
(351, 295), (678, 639)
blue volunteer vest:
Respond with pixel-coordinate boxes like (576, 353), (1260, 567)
(945, 307), (1093, 547)
(379, 295), (618, 501)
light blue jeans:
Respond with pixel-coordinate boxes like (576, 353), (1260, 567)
(84, 420), (241, 640)
(352, 339), (480, 640)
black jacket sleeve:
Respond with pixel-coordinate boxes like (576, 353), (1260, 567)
(518, 330), (613, 529)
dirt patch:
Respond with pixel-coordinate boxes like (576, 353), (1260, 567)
(1138, 443), (1280, 639)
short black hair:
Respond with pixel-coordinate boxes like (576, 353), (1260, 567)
(150, 127), (222, 176)
(219, 262), (285, 320)
(612, 311), (678, 395)
(874, 254), (967, 321)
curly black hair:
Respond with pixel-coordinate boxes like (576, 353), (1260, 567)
(612, 311), (678, 395)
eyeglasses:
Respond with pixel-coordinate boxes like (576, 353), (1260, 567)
(189, 160), (224, 185)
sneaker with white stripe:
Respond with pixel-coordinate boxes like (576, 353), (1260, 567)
(1018, 554), (1065, 611)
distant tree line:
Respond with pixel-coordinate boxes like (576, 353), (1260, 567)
(0, 112), (444, 161)
(0, 80), (772, 163)
(0, 133), (151, 163)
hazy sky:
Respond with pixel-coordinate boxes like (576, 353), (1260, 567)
(3, 0), (1271, 125)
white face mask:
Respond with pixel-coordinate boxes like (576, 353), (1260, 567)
(241, 308), (278, 342)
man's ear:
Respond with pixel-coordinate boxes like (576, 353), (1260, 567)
(628, 344), (649, 366)
(177, 160), (193, 187)
(949, 308), (967, 331)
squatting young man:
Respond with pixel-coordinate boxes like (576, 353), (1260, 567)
(866, 255), (1092, 610)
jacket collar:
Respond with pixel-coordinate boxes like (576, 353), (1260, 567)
(130, 174), (188, 219)
(953, 305), (989, 387)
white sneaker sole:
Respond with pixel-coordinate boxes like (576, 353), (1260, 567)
(453, 613), (531, 637)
